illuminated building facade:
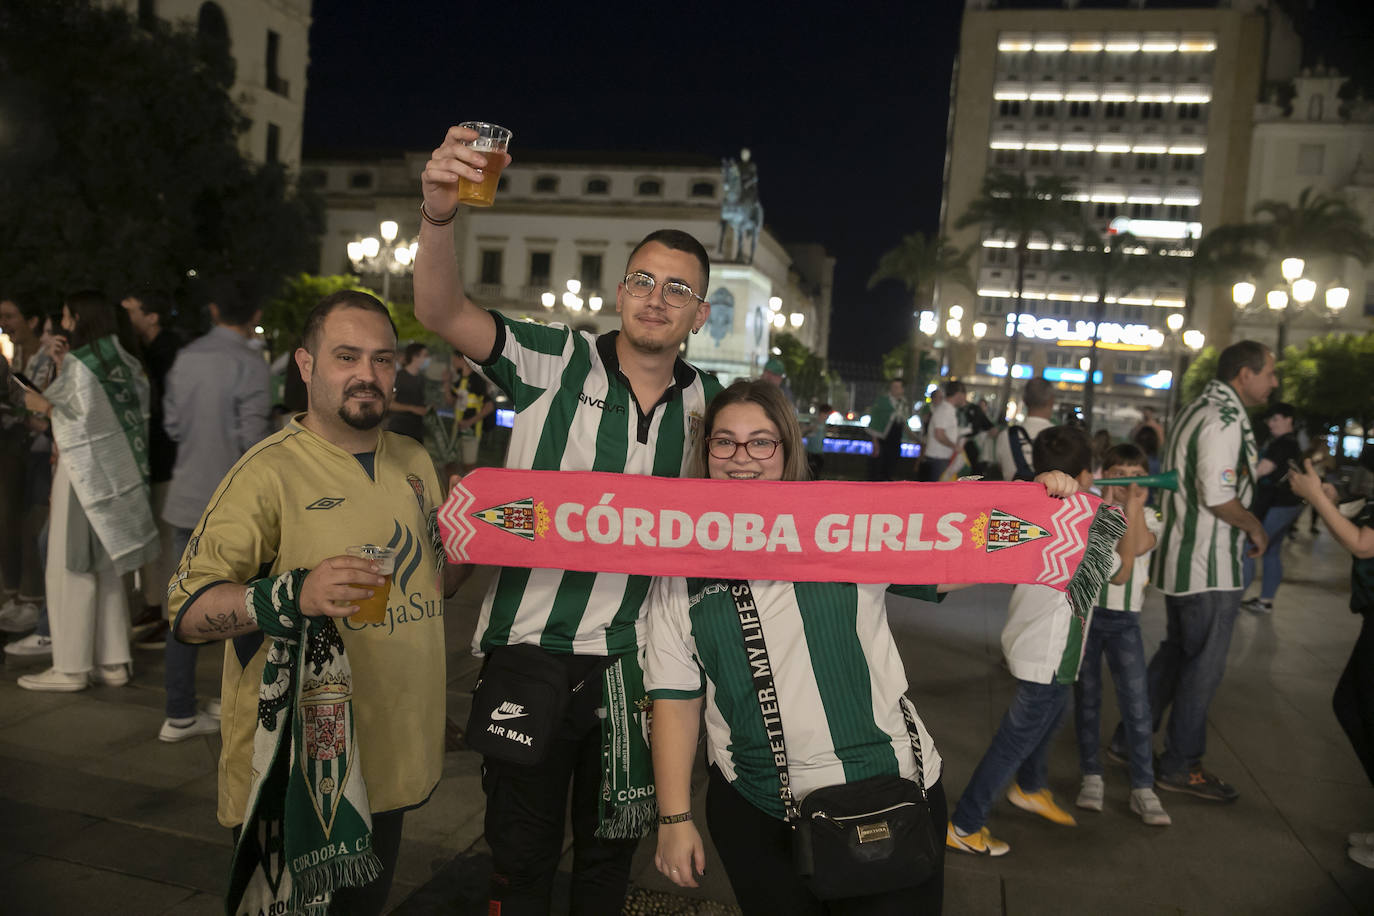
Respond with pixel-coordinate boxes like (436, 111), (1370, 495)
(936, 1), (1295, 426)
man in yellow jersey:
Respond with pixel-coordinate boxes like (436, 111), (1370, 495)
(168, 290), (470, 915)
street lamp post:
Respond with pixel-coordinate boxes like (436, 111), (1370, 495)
(540, 279), (603, 319)
(347, 220), (417, 303)
(1231, 258), (1349, 354)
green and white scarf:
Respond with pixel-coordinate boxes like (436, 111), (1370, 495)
(45, 335), (159, 575)
(597, 652), (656, 839)
(226, 570), (381, 916)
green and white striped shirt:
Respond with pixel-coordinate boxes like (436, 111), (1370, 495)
(1150, 379), (1258, 595)
(473, 313), (721, 656)
(643, 577), (944, 820)
(1098, 510), (1163, 613)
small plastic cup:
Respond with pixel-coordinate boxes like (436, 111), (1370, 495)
(345, 544), (396, 624)
(457, 121), (513, 207)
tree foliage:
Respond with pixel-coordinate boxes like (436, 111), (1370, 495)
(0, 0), (320, 318)
(1279, 332), (1374, 430)
(771, 332), (835, 406)
(263, 274), (443, 358)
(1180, 345), (1219, 405)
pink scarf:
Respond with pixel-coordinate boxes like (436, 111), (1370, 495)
(439, 470), (1123, 613)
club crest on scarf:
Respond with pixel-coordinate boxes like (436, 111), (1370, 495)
(970, 509), (1051, 552)
(300, 625), (355, 835)
(472, 497), (551, 541)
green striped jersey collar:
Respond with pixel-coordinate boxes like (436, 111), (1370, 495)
(595, 330), (702, 400)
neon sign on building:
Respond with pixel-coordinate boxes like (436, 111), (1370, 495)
(1004, 314), (1165, 350)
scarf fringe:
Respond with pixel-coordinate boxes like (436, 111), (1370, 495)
(291, 851), (383, 910)
(1067, 503), (1128, 620)
(596, 797), (658, 840)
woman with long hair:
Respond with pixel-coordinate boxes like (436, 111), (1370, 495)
(644, 380), (1082, 914)
(17, 291), (160, 691)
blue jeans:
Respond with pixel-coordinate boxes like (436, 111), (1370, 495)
(951, 679), (1070, 833)
(164, 527), (201, 719)
(33, 520), (50, 638)
(1242, 503), (1303, 600)
(1076, 609), (1153, 788)
(1136, 590), (1241, 776)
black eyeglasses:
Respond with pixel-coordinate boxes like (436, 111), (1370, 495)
(622, 271), (706, 309)
(707, 437), (782, 460)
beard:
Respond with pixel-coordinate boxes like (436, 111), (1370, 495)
(337, 383), (388, 430)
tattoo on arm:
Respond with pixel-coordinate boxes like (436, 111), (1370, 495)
(195, 609), (247, 635)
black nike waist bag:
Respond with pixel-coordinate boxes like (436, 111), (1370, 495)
(466, 644), (612, 766)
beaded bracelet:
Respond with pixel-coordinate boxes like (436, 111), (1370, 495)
(658, 811), (693, 825)
(420, 201), (458, 227)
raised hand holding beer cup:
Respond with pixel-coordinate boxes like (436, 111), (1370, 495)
(421, 121), (513, 218)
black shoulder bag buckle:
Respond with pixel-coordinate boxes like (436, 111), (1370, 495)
(725, 579), (940, 900)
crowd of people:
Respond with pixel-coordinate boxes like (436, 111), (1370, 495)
(0, 127), (1370, 914)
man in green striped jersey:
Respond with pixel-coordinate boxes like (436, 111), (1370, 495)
(415, 125), (722, 915)
(1146, 340), (1277, 803)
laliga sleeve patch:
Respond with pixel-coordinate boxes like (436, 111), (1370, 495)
(1220, 468), (1236, 486)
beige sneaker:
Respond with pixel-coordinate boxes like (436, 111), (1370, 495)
(1130, 788), (1172, 826)
(1076, 775), (1104, 812)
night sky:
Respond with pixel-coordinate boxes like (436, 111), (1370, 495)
(302, 1), (1371, 363)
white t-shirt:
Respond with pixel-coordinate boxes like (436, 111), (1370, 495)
(1002, 583), (1093, 685)
(995, 416), (1054, 480)
(924, 402), (960, 460)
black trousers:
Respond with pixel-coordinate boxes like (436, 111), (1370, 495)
(705, 766), (946, 916)
(231, 810), (404, 916)
(482, 655), (639, 915)
(1335, 612), (1374, 786)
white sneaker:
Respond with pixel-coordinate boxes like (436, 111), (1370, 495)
(4, 633), (52, 658)
(0, 601), (40, 634)
(90, 663), (130, 687)
(158, 712), (221, 743)
(1076, 774), (1104, 811)
(205, 699), (222, 718)
(1350, 844), (1374, 869)
(1348, 831), (1374, 847)
(18, 667), (88, 692)
(1130, 788), (1173, 826)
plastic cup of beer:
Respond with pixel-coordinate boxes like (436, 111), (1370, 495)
(345, 544), (396, 625)
(457, 121), (512, 207)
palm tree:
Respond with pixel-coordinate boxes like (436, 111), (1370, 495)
(867, 231), (973, 388)
(955, 171), (1083, 415)
(1253, 186), (1374, 265)
(1051, 230), (1173, 430)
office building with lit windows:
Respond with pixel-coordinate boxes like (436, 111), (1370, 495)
(936, 0), (1298, 427)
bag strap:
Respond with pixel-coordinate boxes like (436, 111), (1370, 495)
(725, 580), (926, 823)
(1008, 425), (1035, 481)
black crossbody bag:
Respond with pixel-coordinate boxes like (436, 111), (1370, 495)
(725, 580), (940, 900)
(465, 643), (611, 766)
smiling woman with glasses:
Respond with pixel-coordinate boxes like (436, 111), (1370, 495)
(622, 271), (707, 309)
(644, 379), (958, 914)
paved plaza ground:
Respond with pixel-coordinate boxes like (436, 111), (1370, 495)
(2, 524), (1373, 914)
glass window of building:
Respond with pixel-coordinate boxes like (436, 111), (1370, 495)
(480, 250), (503, 286)
(534, 175), (560, 193)
(349, 171), (373, 189)
(579, 253), (603, 293)
(528, 252), (551, 287)
(690, 181), (716, 198)
(1298, 144), (1325, 176)
(585, 177), (610, 195)
(636, 178), (663, 196)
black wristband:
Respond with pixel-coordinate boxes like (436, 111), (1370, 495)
(658, 811), (692, 825)
(421, 200), (457, 226)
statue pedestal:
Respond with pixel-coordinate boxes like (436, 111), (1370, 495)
(685, 263), (777, 383)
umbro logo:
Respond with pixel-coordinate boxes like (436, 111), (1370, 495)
(306, 497), (346, 510)
(490, 701), (527, 721)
